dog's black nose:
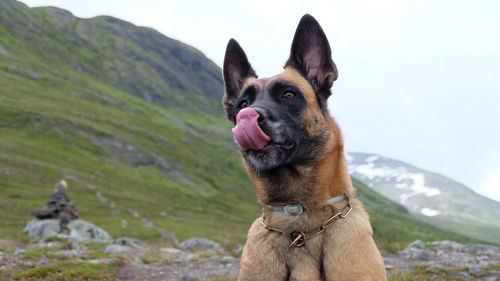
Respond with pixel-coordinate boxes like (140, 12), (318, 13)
(253, 108), (267, 124)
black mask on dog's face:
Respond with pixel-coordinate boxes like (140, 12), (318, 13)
(222, 15), (338, 172)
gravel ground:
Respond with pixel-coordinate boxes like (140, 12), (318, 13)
(2, 240), (499, 280)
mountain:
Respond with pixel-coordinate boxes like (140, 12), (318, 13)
(0, 0), (223, 114)
(0, 0), (477, 250)
(348, 152), (500, 244)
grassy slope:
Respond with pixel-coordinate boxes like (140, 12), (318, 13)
(0, 52), (259, 248)
(0, 0), (475, 251)
(0, 0), (259, 249)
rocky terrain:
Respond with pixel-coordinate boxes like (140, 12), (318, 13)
(384, 240), (500, 280)
(1, 220), (498, 281)
(1, 235), (499, 281)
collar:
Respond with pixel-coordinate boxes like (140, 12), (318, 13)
(267, 194), (347, 216)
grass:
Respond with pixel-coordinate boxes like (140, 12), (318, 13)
(482, 264), (500, 271)
(0, 49), (258, 247)
(388, 265), (474, 281)
(12, 262), (117, 281)
(0, 242), (120, 281)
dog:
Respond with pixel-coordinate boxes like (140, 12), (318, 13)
(222, 14), (386, 281)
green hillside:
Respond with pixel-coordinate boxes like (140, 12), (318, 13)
(0, 0), (474, 250)
(0, 0), (257, 249)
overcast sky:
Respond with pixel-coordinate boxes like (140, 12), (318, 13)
(20, 0), (500, 202)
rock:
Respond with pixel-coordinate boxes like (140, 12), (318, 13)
(156, 229), (180, 245)
(406, 249), (434, 260)
(104, 244), (134, 253)
(180, 274), (196, 281)
(405, 240), (425, 250)
(159, 247), (183, 256)
(35, 241), (60, 248)
(221, 256), (236, 262)
(11, 249), (26, 259)
(425, 264), (445, 273)
(114, 237), (143, 250)
(462, 244), (500, 255)
(457, 271), (471, 278)
(0, 44), (11, 57)
(71, 241), (87, 252)
(400, 240), (434, 260)
(53, 249), (80, 256)
(8, 67), (41, 80)
(24, 219), (111, 243)
(385, 240), (500, 280)
(160, 248), (196, 262)
(179, 238), (222, 251)
(36, 255), (49, 265)
(428, 240), (462, 251)
(468, 266), (481, 273)
(86, 258), (117, 264)
(488, 270), (500, 276)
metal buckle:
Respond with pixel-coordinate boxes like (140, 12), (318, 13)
(283, 204), (304, 216)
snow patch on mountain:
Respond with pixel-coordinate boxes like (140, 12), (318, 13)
(366, 155), (379, 162)
(421, 208), (440, 216)
(349, 158), (441, 204)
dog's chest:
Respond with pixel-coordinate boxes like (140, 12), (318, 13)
(261, 212), (331, 254)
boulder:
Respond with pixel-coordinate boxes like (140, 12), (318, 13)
(24, 219), (111, 243)
(468, 266), (481, 274)
(114, 237), (143, 250)
(405, 240), (425, 250)
(179, 238), (221, 251)
(160, 247), (196, 262)
(104, 244), (134, 253)
(53, 249), (81, 256)
(221, 256), (236, 262)
(11, 249), (27, 259)
(425, 264), (445, 273)
(404, 249), (435, 260)
(427, 240), (462, 251)
(400, 240), (434, 260)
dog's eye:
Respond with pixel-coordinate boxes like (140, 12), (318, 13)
(238, 101), (249, 109)
(282, 92), (295, 99)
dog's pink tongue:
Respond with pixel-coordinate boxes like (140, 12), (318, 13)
(232, 108), (270, 151)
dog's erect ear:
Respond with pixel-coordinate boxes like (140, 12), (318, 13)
(223, 39), (257, 121)
(285, 14), (338, 104)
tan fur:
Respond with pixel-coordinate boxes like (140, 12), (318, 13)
(237, 67), (386, 281)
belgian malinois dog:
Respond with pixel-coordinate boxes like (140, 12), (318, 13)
(222, 14), (386, 281)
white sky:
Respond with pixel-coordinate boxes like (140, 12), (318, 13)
(19, 0), (500, 202)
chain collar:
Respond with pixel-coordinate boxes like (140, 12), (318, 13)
(262, 195), (352, 247)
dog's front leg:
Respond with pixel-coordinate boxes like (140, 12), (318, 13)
(322, 211), (387, 281)
(238, 218), (289, 281)
(288, 257), (322, 281)
(238, 253), (288, 281)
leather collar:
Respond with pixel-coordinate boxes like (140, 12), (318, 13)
(267, 194), (347, 216)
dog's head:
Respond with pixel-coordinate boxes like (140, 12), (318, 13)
(223, 15), (338, 172)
